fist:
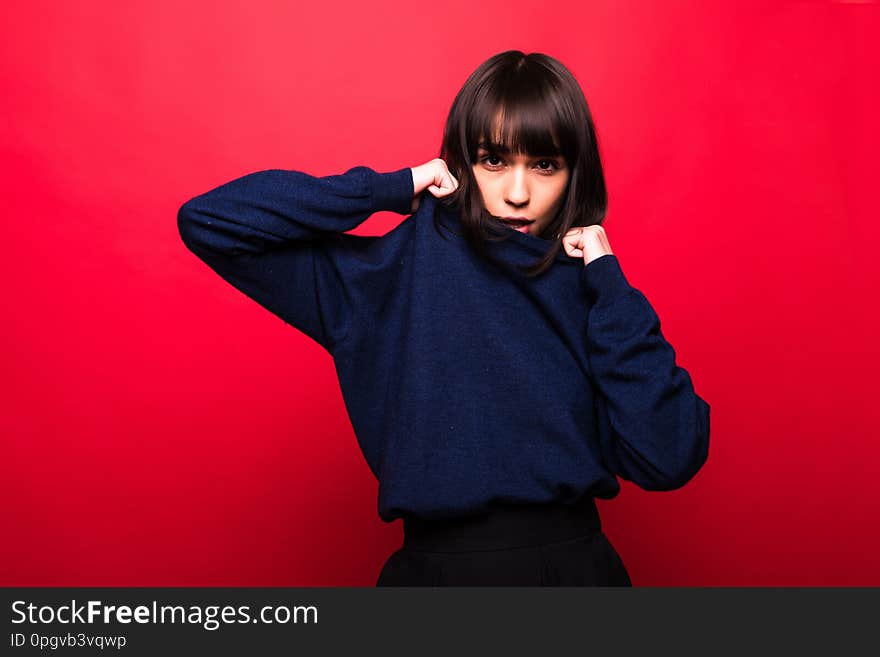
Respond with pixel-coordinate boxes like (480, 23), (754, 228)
(561, 225), (614, 266)
(410, 158), (459, 213)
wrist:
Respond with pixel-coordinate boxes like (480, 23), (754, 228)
(371, 167), (415, 215)
(410, 165), (426, 195)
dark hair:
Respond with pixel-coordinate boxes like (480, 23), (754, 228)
(436, 50), (607, 277)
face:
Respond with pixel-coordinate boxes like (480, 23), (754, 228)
(472, 136), (570, 239)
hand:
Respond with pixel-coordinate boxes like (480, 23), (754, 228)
(561, 225), (614, 266)
(410, 158), (459, 213)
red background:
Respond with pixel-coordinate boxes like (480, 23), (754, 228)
(2, 1), (877, 586)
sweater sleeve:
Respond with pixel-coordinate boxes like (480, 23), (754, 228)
(177, 165), (414, 353)
(581, 255), (711, 491)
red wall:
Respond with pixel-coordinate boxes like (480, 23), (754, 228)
(2, 1), (877, 586)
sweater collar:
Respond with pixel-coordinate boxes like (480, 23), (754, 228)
(425, 193), (578, 267)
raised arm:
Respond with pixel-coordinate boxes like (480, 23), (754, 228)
(582, 255), (711, 491)
(177, 165), (414, 353)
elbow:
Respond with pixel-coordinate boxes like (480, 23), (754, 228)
(177, 199), (215, 257)
(646, 396), (711, 491)
(177, 201), (199, 251)
(619, 396), (711, 492)
(646, 434), (709, 492)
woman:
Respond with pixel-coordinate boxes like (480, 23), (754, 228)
(177, 50), (711, 586)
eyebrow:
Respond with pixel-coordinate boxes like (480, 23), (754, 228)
(477, 141), (562, 158)
(477, 141), (510, 154)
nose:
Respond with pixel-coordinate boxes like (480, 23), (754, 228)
(504, 167), (529, 207)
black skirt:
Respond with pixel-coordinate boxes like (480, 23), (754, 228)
(376, 495), (632, 586)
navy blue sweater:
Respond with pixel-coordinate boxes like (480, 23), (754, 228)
(177, 165), (710, 521)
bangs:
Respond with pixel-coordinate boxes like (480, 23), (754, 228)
(468, 83), (570, 163)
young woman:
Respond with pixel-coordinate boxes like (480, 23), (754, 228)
(178, 50), (711, 586)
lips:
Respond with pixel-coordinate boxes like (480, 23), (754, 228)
(499, 217), (535, 234)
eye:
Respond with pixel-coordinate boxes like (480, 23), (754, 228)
(536, 159), (561, 174)
(478, 154), (562, 174)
